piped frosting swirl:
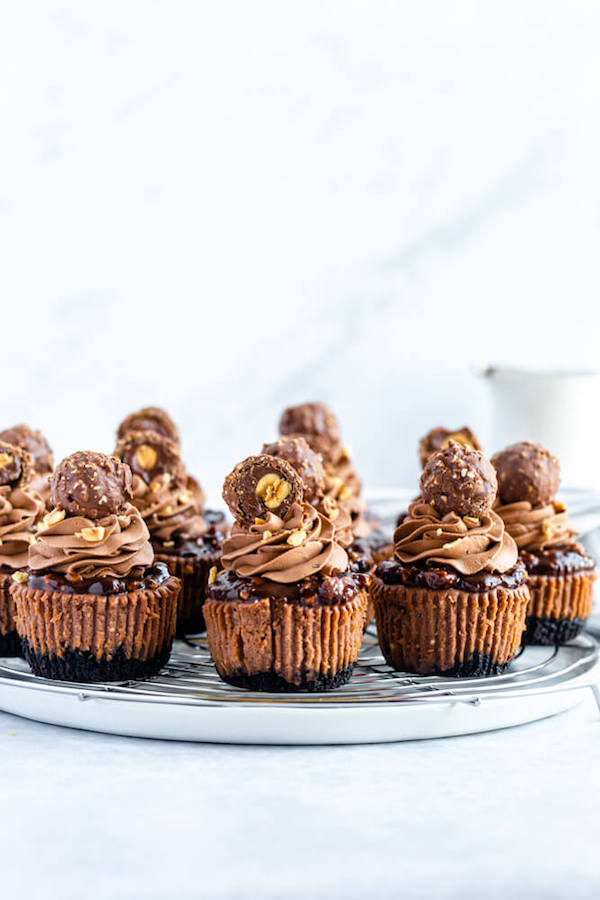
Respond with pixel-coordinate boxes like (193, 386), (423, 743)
(394, 500), (518, 575)
(0, 486), (45, 568)
(131, 474), (207, 543)
(28, 505), (153, 577)
(222, 501), (348, 583)
(495, 500), (577, 551)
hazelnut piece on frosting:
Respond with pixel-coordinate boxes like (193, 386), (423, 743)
(51, 451), (133, 518)
(261, 436), (326, 503)
(0, 424), (53, 475)
(491, 441), (561, 506)
(223, 454), (303, 526)
(418, 425), (481, 468)
(0, 441), (33, 489)
(116, 406), (179, 444)
(279, 402), (341, 460)
(115, 429), (187, 490)
(420, 441), (498, 519)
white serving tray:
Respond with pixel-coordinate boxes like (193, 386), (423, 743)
(0, 487), (597, 745)
(0, 629), (597, 744)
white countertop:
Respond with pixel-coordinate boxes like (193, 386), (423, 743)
(1, 694), (599, 899)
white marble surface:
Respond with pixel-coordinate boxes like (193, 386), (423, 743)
(2, 2), (600, 497)
(0, 696), (599, 899)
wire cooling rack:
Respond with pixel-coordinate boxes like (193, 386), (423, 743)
(0, 625), (598, 711)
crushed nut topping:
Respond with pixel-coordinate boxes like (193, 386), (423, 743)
(255, 473), (291, 509)
(136, 444), (157, 470)
(78, 526), (106, 542)
(287, 529), (306, 547)
(43, 508), (66, 528)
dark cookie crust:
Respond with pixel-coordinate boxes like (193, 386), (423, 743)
(376, 558), (528, 593)
(523, 616), (585, 645)
(0, 425), (53, 475)
(21, 642), (171, 683)
(216, 665), (354, 692)
(0, 629), (22, 658)
(117, 406), (179, 444)
(115, 429), (186, 489)
(422, 652), (510, 678)
(261, 436), (326, 503)
(420, 442), (497, 518)
(222, 454), (304, 526)
(51, 451), (133, 518)
(492, 441), (560, 505)
(418, 426), (481, 468)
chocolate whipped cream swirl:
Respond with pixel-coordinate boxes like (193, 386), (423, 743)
(132, 474), (207, 543)
(29, 505), (153, 577)
(222, 501), (348, 583)
(324, 446), (373, 538)
(394, 500), (517, 575)
(0, 486), (45, 569)
(495, 500), (577, 551)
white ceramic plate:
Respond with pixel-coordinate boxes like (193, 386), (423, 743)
(0, 631), (597, 745)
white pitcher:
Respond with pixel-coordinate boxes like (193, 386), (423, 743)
(483, 367), (600, 489)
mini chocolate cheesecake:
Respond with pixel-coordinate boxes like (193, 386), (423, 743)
(0, 442), (45, 657)
(13, 451), (180, 682)
(115, 429), (227, 635)
(205, 453), (368, 692)
(278, 403), (393, 625)
(493, 441), (596, 644)
(372, 442), (530, 677)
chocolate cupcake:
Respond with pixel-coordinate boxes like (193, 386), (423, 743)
(205, 453), (369, 691)
(12, 451), (180, 682)
(0, 443), (45, 656)
(0, 424), (54, 508)
(372, 442), (529, 676)
(115, 430), (226, 635)
(278, 403), (393, 622)
(418, 425), (481, 468)
(492, 441), (596, 644)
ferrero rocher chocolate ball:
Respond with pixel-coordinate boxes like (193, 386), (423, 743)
(420, 441), (498, 518)
(418, 425), (481, 468)
(491, 441), (560, 506)
(223, 454), (304, 526)
(0, 424), (53, 475)
(51, 451), (133, 518)
(0, 441), (33, 488)
(261, 436), (326, 503)
(115, 430), (187, 490)
(279, 402), (341, 460)
(116, 406), (179, 444)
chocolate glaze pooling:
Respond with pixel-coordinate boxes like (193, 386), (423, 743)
(376, 557), (528, 593)
(26, 561), (171, 596)
(209, 568), (367, 607)
(520, 544), (595, 576)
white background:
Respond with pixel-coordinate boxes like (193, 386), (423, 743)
(1, 2), (599, 499)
